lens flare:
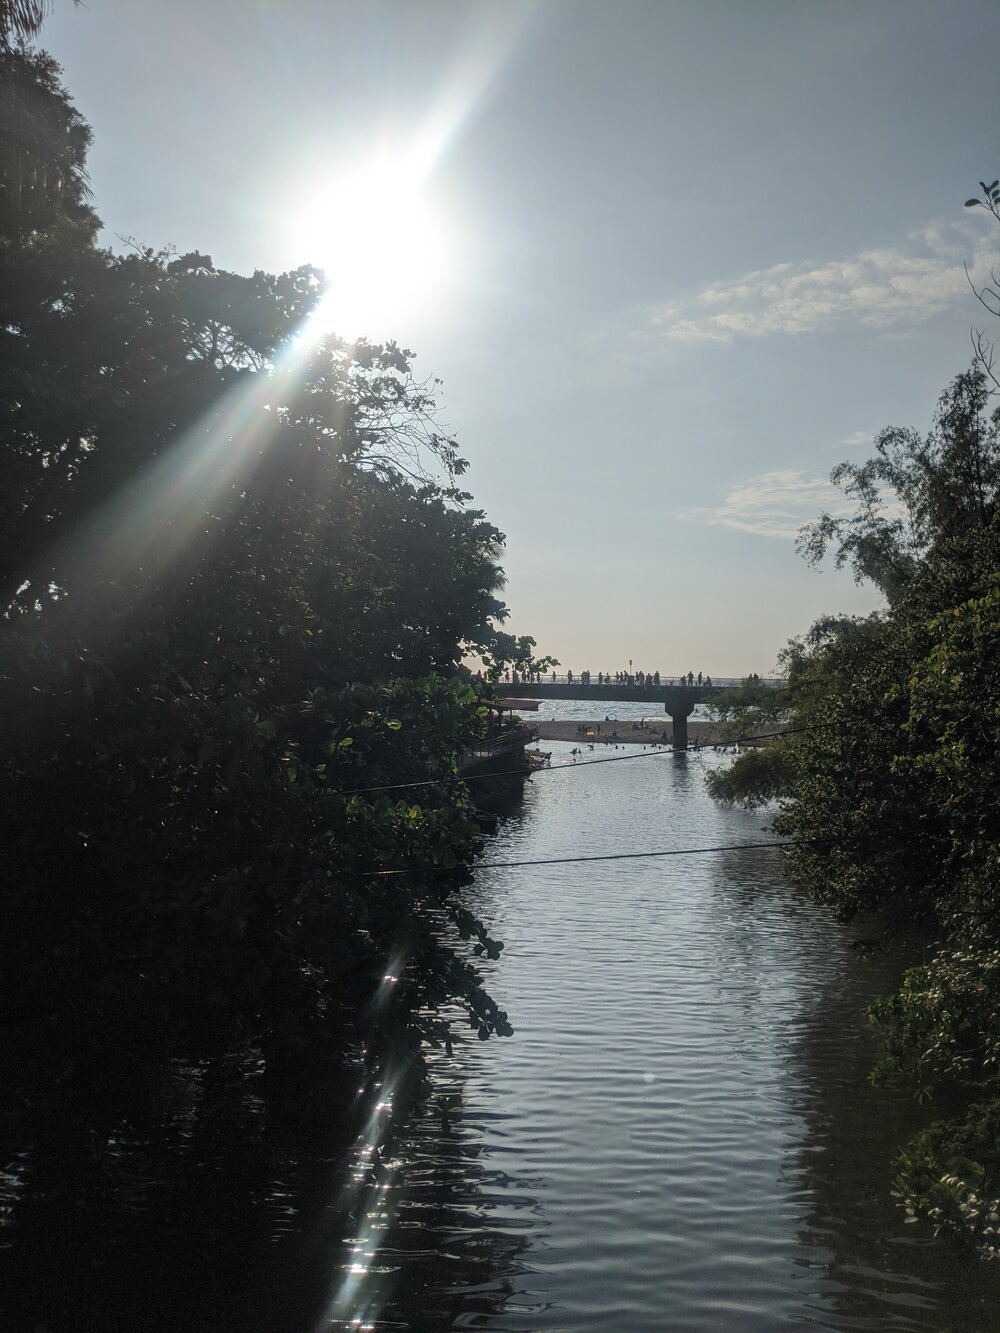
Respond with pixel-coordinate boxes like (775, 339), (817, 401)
(291, 159), (447, 340)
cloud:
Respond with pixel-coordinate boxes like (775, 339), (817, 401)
(688, 469), (856, 540)
(841, 430), (871, 447)
(641, 224), (991, 344)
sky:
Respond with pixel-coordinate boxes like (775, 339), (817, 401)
(39, 0), (1000, 676)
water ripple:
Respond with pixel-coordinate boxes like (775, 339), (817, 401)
(380, 743), (1000, 1330)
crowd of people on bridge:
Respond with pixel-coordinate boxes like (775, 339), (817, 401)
(485, 667), (772, 688)
(532, 669), (714, 688)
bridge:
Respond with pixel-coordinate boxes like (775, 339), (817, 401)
(494, 675), (781, 751)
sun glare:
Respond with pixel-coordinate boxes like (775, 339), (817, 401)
(291, 159), (449, 340)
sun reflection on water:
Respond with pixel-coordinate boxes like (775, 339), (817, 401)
(316, 1071), (400, 1331)
(316, 951), (412, 1331)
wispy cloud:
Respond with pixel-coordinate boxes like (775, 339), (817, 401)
(841, 430), (871, 447)
(686, 469), (856, 540)
(641, 224), (991, 344)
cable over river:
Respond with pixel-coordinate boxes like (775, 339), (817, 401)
(338, 741), (1000, 1330)
(4, 743), (1000, 1330)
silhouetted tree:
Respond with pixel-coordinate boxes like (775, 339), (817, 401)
(1, 50), (520, 1101)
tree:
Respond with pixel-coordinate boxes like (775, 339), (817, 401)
(1, 1), (51, 48)
(705, 675), (790, 741)
(479, 630), (559, 681)
(0, 49), (528, 1119)
(797, 368), (1000, 604)
(964, 177), (1000, 394)
(0, 43), (94, 236)
(704, 676), (794, 808)
(704, 174), (1000, 1247)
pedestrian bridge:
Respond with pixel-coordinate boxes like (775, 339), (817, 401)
(494, 675), (781, 750)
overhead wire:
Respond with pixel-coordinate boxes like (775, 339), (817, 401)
(336, 722), (842, 797)
(369, 839), (802, 877)
(348, 722), (849, 877)
(345, 721), (849, 876)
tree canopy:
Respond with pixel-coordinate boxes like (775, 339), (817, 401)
(0, 48), (529, 1121)
(796, 368), (1000, 603)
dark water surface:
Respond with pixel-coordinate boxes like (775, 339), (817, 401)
(4, 742), (1000, 1330)
(357, 744), (1000, 1330)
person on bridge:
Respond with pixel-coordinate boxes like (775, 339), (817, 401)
(698, 671), (703, 686)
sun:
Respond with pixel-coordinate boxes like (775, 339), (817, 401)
(290, 158), (449, 340)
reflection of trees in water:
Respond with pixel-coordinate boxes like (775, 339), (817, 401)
(362, 795), (545, 1330)
(316, 794), (544, 1330)
(1, 1045), (355, 1331)
(0, 798), (541, 1333)
(706, 854), (1000, 1331)
(0, 1036), (541, 1332)
(790, 964), (1000, 1329)
(357, 1074), (543, 1331)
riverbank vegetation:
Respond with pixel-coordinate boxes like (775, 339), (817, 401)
(707, 185), (1000, 1254)
(0, 43), (549, 1152)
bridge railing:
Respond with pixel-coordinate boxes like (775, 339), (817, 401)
(497, 674), (784, 688)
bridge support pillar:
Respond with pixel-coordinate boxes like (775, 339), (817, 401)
(666, 697), (695, 750)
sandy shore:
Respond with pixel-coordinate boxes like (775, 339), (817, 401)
(533, 719), (729, 746)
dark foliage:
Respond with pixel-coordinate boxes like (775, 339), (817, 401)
(708, 353), (1000, 1253)
(0, 50), (527, 1119)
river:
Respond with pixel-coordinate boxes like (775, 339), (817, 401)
(337, 741), (1000, 1330)
(4, 742), (1000, 1330)
(513, 697), (714, 724)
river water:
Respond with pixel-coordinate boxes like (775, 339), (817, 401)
(340, 742), (1000, 1330)
(5, 742), (1000, 1330)
(512, 697), (713, 724)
